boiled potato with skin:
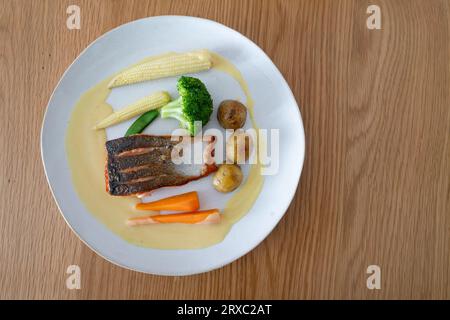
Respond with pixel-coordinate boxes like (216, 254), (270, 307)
(226, 131), (252, 164)
(212, 164), (243, 193)
(217, 100), (247, 129)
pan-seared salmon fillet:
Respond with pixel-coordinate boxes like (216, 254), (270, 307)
(105, 134), (217, 196)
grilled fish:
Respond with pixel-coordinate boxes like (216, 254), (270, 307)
(105, 134), (217, 196)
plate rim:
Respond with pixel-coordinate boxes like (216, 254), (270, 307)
(40, 15), (306, 276)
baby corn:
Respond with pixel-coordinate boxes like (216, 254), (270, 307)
(108, 50), (212, 88)
(94, 91), (171, 129)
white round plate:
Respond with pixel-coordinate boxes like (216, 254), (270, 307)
(41, 16), (305, 275)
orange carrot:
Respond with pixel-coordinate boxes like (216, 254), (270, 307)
(136, 191), (199, 211)
(127, 209), (221, 226)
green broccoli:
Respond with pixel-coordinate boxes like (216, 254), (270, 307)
(160, 76), (213, 136)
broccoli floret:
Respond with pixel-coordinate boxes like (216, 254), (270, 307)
(160, 76), (213, 136)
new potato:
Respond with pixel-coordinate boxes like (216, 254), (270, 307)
(217, 100), (247, 129)
(212, 164), (243, 193)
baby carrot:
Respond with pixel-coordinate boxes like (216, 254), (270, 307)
(127, 209), (220, 226)
(136, 191), (199, 211)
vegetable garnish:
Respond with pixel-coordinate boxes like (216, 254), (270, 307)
(160, 76), (213, 136)
(127, 209), (221, 226)
(212, 164), (243, 193)
(136, 191), (200, 212)
(125, 109), (159, 136)
(94, 91), (171, 129)
(217, 100), (247, 129)
(108, 50), (212, 88)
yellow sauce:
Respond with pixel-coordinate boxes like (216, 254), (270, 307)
(65, 51), (264, 249)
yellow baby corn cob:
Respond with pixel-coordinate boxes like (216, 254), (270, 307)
(108, 50), (212, 88)
(94, 91), (171, 129)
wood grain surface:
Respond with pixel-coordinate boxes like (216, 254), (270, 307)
(1, 0), (449, 299)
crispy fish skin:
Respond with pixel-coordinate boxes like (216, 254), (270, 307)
(105, 135), (178, 154)
(105, 135), (217, 196)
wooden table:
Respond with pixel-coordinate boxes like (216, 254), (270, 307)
(1, 0), (449, 300)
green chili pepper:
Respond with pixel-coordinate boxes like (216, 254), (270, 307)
(125, 109), (159, 136)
